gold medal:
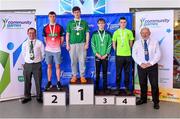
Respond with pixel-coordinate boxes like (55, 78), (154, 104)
(30, 53), (34, 60)
(30, 53), (33, 57)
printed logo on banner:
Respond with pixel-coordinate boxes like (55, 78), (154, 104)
(60, 0), (106, 14)
(1, 17), (32, 30)
(0, 40), (25, 94)
(107, 22), (119, 31)
(0, 50), (10, 94)
(139, 17), (170, 28)
(2, 18), (8, 30)
(60, 71), (72, 79)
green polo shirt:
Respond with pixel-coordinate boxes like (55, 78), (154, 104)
(112, 28), (134, 56)
(66, 19), (89, 44)
(91, 30), (112, 56)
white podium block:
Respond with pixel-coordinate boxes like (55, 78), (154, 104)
(43, 92), (66, 106)
(116, 96), (136, 105)
(95, 96), (115, 105)
(69, 83), (94, 105)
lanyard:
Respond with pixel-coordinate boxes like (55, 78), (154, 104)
(119, 28), (126, 46)
(49, 24), (56, 37)
(98, 30), (105, 43)
(74, 19), (81, 31)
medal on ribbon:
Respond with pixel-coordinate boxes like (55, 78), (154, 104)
(49, 24), (56, 41)
(98, 30), (105, 47)
(75, 19), (81, 36)
(120, 29), (126, 47)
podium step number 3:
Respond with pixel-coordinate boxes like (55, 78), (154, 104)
(95, 96), (115, 105)
(43, 92), (66, 106)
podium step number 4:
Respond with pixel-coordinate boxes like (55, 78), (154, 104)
(116, 96), (136, 105)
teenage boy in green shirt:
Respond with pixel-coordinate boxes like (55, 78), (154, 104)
(91, 18), (112, 93)
(112, 17), (134, 95)
(66, 6), (89, 83)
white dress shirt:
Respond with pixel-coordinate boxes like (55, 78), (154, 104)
(132, 38), (161, 66)
(22, 39), (45, 63)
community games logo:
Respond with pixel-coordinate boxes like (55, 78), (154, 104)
(1, 18), (32, 30)
(140, 17), (170, 28)
(2, 18), (8, 30)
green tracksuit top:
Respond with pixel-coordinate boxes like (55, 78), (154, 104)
(91, 30), (112, 56)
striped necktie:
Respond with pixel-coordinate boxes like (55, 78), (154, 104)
(29, 41), (34, 60)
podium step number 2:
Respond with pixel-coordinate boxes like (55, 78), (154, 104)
(43, 92), (66, 106)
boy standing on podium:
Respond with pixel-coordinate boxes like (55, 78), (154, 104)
(112, 17), (134, 95)
(66, 6), (89, 83)
(91, 18), (112, 93)
(43, 11), (65, 91)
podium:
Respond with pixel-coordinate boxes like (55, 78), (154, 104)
(43, 80), (136, 106)
(69, 79), (94, 105)
(43, 86), (66, 106)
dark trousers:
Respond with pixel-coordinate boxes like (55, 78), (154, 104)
(23, 62), (42, 99)
(137, 63), (159, 104)
(95, 56), (108, 90)
(116, 56), (131, 90)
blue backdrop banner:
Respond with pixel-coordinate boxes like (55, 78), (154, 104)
(36, 13), (133, 90)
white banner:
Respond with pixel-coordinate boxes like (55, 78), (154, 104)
(0, 13), (36, 101)
(134, 10), (180, 103)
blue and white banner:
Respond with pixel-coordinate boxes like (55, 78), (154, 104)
(36, 13), (133, 90)
(0, 13), (36, 101)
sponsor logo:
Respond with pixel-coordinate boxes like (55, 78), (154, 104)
(107, 22), (119, 31)
(1, 18), (32, 30)
(18, 76), (24, 82)
(140, 17), (170, 28)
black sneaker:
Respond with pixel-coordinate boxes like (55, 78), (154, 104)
(45, 82), (52, 91)
(21, 98), (31, 104)
(154, 103), (160, 109)
(136, 99), (147, 105)
(36, 98), (43, 103)
(57, 82), (62, 91)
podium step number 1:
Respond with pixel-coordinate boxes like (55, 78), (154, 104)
(69, 84), (94, 105)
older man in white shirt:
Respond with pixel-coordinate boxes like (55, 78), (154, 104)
(21, 27), (44, 104)
(132, 27), (161, 109)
